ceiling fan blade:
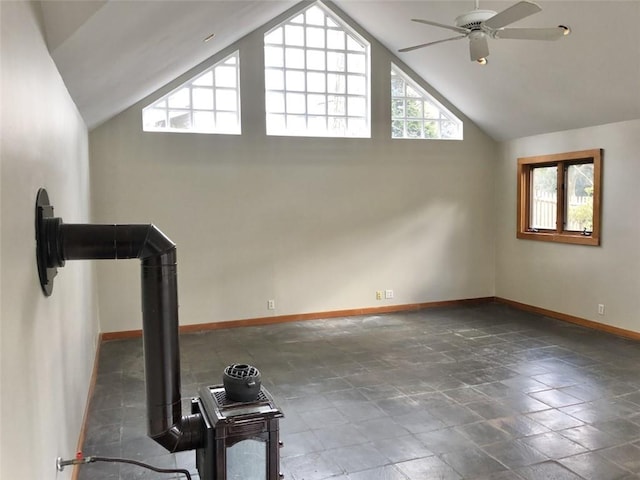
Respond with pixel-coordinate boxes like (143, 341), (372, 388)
(469, 34), (489, 61)
(399, 35), (467, 53)
(495, 27), (568, 40)
(411, 18), (469, 34)
(483, 1), (542, 29)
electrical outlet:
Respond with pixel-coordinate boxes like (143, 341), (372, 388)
(598, 304), (605, 315)
(385, 289), (394, 299)
(376, 291), (383, 300)
(267, 299), (276, 310)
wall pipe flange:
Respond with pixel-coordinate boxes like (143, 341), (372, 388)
(35, 188), (63, 296)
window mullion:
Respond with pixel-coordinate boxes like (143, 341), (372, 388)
(556, 162), (565, 233)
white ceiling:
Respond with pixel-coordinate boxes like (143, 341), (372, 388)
(40, 0), (640, 141)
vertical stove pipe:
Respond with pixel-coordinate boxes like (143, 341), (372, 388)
(36, 191), (203, 452)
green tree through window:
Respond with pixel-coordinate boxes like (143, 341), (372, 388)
(391, 65), (462, 140)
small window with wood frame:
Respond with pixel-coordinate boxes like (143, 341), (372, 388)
(517, 149), (602, 246)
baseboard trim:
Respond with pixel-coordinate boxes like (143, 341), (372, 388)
(100, 296), (640, 342)
(101, 296), (495, 340)
(72, 333), (103, 480)
(495, 297), (640, 341)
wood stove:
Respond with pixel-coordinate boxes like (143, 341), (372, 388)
(192, 385), (283, 480)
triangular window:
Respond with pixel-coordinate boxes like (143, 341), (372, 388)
(391, 64), (462, 140)
(264, 2), (370, 138)
(143, 51), (240, 134)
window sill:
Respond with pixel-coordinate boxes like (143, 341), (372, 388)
(517, 231), (600, 246)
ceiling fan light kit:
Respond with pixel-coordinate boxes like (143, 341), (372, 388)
(399, 0), (571, 64)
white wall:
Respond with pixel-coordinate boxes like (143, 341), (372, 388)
(0, 2), (98, 478)
(495, 119), (640, 332)
(89, 4), (498, 333)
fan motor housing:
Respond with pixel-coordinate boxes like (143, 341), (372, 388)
(455, 9), (496, 29)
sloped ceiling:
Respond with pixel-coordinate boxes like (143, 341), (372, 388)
(40, 0), (640, 141)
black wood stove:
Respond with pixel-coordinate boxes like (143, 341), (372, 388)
(193, 385), (283, 480)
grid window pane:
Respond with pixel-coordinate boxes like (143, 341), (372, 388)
(193, 111), (215, 130)
(347, 53), (366, 74)
(168, 88), (190, 109)
(327, 74), (346, 94)
(306, 27), (325, 48)
(287, 114), (306, 132)
(406, 120), (422, 138)
(215, 90), (237, 111)
(390, 64), (462, 140)
(347, 36), (365, 52)
(327, 95), (345, 115)
(216, 113), (237, 132)
(307, 72), (326, 93)
(264, 27), (283, 44)
(424, 121), (438, 139)
(286, 71), (306, 92)
(326, 52), (346, 72)
(265, 46), (284, 67)
(214, 66), (237, 88)
(348, 97), (366, 117)
(285, 25), (305, 46)
(285, 48), (305, 69)
(392, 99), (404, 117)
(308, 115), (327, 132)
(348, 117), (367, 135)
(286, 92), (306, 114)
(169, 110), (191, 129)
(347, 75), (366, 95)
(144, 108), (166, 129)
(392, 119), (404, 138)
(307, 94), (326, 114)
(193, 72), (213, 87)
(306, 50), (326, 71)
(265, 3), (369, 137)
(306, 6), (325, 26)
(265, 69), (285, 90)
(267, 113), (286, 132)
(266, 92), (285, 113)
(192, 88), (214, 110)
(327, 29), (345, 49)
(424, 101), (440, 119)
(406, 99), (423, 118)
(143, 51), (240, 134)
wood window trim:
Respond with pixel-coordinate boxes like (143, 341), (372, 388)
(517, 149), (602, 246)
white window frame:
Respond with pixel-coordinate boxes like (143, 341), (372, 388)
(142, 51), (241, 134)
(264, 2), (370, 138)
(391, 64), (462, 140)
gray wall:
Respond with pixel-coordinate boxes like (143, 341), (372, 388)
(0, 2), (98, 478)
(89, 5), (498, 333)
(495, 119), (640, 332)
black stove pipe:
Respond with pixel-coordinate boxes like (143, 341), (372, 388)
(35, 190), (203, 453)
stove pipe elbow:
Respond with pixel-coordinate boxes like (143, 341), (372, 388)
(35, 189), (203, 453)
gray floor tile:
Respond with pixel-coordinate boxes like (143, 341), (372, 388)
(559, 451), (631, 480)
(78, 304), (640, 480)
(396, 455), (462, 479)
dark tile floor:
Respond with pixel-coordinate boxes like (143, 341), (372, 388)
(78, 303), (640, 479)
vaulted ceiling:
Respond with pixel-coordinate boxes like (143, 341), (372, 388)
(39, 0), (640, 141)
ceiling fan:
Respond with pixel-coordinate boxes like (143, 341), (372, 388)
(399, 0), (570, 64)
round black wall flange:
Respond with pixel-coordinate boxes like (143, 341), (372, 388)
(35, 188), (61, 296)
